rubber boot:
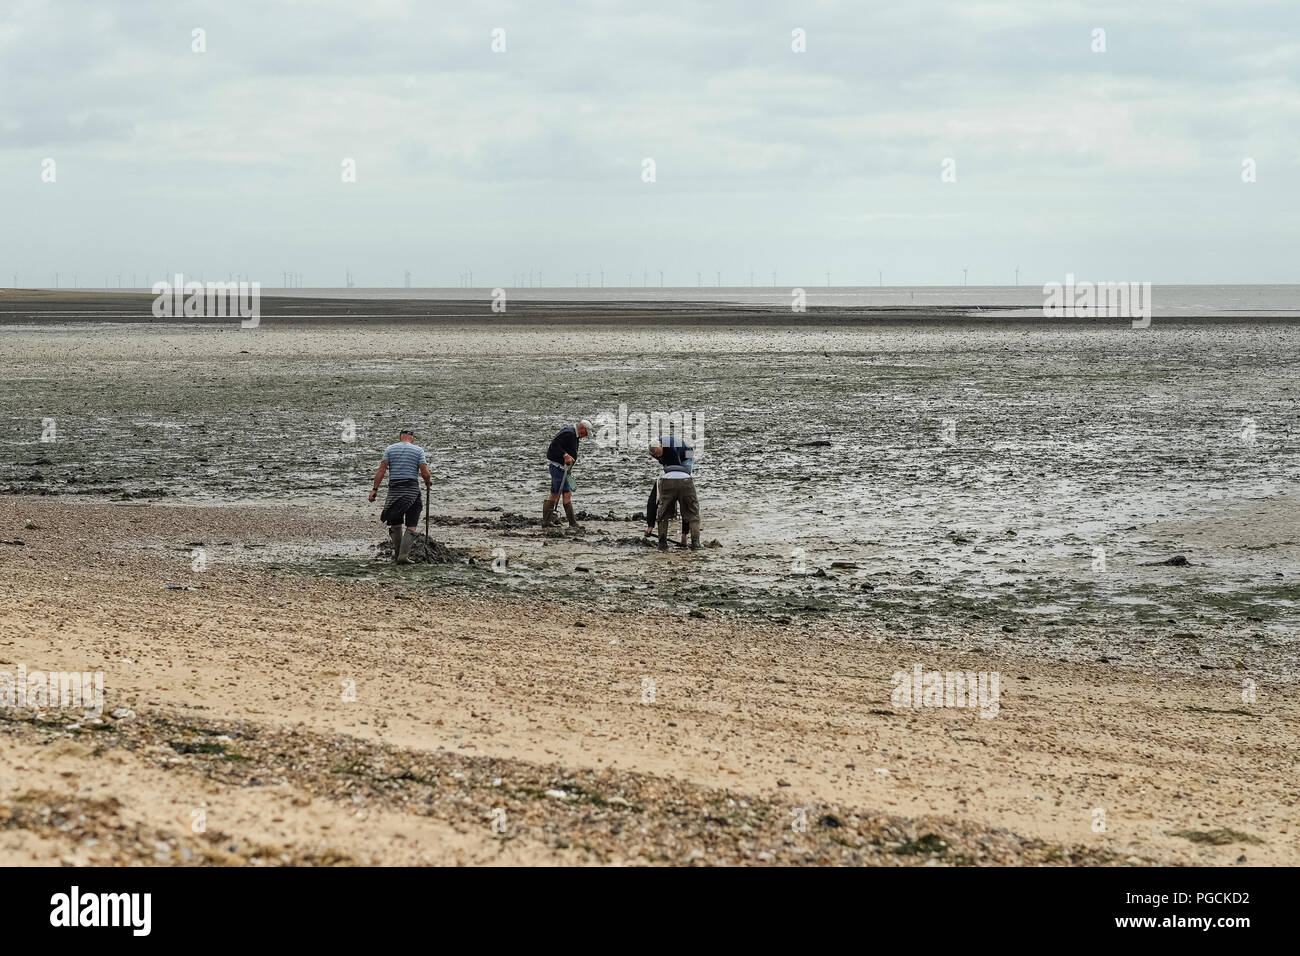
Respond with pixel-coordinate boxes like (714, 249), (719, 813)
(563, 501), (581, 530)
(388, 525), (403, 563)
(397, 528), (414, 564)
(542, 499), (556, 527)
(690, 522), (701, 550)
(657, 523), (669, 551)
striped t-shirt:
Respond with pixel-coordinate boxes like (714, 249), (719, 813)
(382, 442), (428, 480)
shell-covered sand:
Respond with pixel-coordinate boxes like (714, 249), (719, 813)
(1, 496), (1295, 866)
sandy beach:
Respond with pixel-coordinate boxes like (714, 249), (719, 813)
(1, 494), (1295, 866)
(2, 294), (1297, 868)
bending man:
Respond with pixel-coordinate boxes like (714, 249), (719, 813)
(646, 478), (690, 547)
(650, 435), (700, 550)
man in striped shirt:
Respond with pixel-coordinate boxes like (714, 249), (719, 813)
(368, 429), (433, 563)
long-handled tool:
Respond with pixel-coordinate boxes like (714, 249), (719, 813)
(557, 460), (580, 529)
(423, 480), (431, 541)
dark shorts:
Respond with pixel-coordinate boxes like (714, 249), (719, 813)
(548, 463), (575, 495)
(381, 478), (423, 527)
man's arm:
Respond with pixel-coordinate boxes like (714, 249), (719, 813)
(419, 462), (432, 487)
(368, 460), (388, 501)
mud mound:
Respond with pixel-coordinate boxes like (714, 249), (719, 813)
(608, 535), (723, 549)
(436, 512), (535, 529)
(376, 532), (464, 564)
(575, 510), (643, 523)
(436, 510), (642, 529)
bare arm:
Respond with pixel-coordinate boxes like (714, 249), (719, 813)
(419, 462), (431, 487)
(368, 460), (388, 501)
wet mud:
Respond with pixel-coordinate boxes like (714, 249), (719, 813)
(3, 315), (1297, 678)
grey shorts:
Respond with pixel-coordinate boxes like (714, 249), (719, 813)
(655, 477), (699, 528)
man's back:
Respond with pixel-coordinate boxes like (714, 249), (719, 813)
(658, 436), (694, 475)
(383, 441), (428, 480)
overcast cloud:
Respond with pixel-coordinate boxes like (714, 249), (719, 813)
(2, 0), (1297, 287)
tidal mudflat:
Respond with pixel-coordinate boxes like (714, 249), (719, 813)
(3, 302), (1297, 678)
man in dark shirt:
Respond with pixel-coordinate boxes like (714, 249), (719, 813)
(543, 419), (592, 529)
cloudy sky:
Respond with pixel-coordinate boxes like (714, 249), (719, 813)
(2, 0), (1297, 288)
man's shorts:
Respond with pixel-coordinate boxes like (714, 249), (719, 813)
(655, 477), (700, 528)
(381, 478), (423, 527)
(548, 463), (576, 495)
